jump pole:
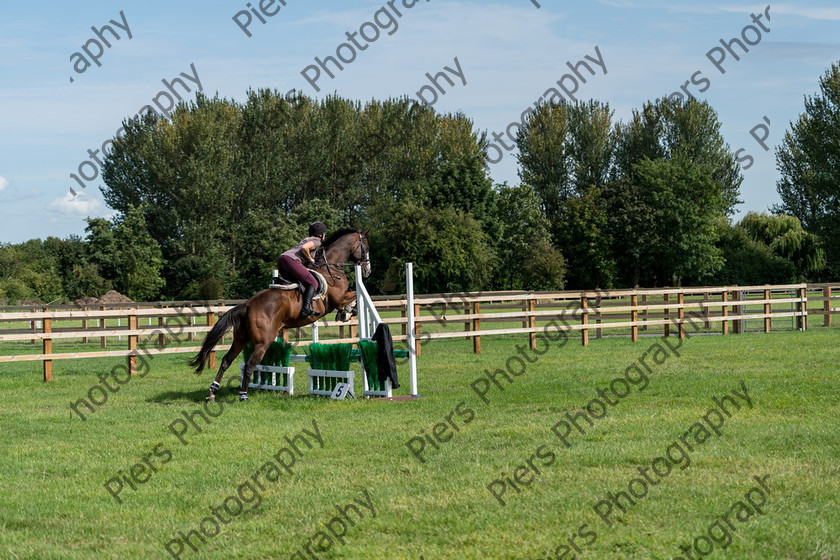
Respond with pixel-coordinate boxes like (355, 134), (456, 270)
(353, 262), (418, 397)
(406, 262), (418, 397)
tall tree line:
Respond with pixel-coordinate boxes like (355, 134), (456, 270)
(517, 96), (744, 288)
(2, 64), (838, 304)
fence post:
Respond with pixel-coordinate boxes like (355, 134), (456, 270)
(721, 292), (729, 335)
(401, 307), (407, 337)
(595, 294), (602, 340)
(207, 312), (216, 370)
(100, 305), (107, 348)
(529, 295), (537, 350)
(631, 294), (638, 342)
(128, 312), (138, 376)
(158, 304), (166, 348)
(82, 315), (89, 344)
(678, 293), (685, 339)
(764, 287), (771, 333)
(464, 301), (471, 340)
(734, 289), (743, 334)
(30, 309), (37, 344)
(473, 302), (481, 354)
(581, 295), (589, 347)
(641, 293), (648, 331)
(43, 313), (52, 382)
(797, 286), (808, 331)
(188, 315), (195, 342)
(824, 286), (832, 327)
(703, 292), (711, 330)
(663, 293), (670, 337)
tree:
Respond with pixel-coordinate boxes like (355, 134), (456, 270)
(0, 241), (65, 303)
(614, 97), (741, 212)
(85, 218), (118, 282)
(516, 101), (615, 287)
(562, 185), (615, 288)
(102, 95), (241, 297)
(631, 158), (725, 285)
(43, 235), (108, 301)
(111, 208), (166, 300)
(607, 97), (742, 285)
(84, 208), (165, 301)
(516, 102), (572, 219)
(101, 91), (498, 297)
(708, 223), (796, 286)
(372, 202), (495, 294)
(486, 184), (565, 290)
(516, 96), (741, 288)
(775, 62), (840, 277)
(738, 212), (826, 279)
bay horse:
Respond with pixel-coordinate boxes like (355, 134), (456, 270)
(190, 228), (370, 402)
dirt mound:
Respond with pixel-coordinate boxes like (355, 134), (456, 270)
(98, 290), (134, 304)
(74, 291), (135, 306)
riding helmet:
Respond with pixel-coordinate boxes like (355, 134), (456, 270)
(309, 221), (327, 237)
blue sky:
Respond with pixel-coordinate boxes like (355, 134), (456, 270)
(1, 1), (838, 243)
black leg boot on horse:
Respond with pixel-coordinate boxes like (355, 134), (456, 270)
(299, 282), (318, 318)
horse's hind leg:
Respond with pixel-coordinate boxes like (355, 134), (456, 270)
(239, 341), (270, 402)
(206, 336), (247, 403)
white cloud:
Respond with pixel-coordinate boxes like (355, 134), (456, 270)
(0, 176), (9, 191)
(49, 192), (104, 216)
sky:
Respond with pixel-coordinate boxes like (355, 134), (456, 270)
(0, 0), (838, 244)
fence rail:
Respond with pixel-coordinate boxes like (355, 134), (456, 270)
(1, 284), (837, 381)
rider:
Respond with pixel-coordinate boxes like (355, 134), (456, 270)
(277, 222), (327, 318)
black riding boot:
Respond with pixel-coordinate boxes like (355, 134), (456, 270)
(299, 283), (317, 318)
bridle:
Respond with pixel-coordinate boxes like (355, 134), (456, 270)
(353, 232), (370, 268)
(312, 232), (369, 280)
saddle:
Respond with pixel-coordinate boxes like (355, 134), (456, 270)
(269, 270), (328, 300)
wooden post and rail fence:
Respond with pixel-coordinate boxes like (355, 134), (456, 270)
(0, 284), (836, 382)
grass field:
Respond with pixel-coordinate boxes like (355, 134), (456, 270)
(1, 325), (839, 559)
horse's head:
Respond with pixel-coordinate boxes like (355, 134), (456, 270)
(354, 230), (371, 277)
(321, 228), (371, 277)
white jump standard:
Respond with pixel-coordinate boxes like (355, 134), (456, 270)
(238, 262), (418, 399)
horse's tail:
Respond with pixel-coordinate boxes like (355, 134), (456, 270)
(190, 304), (247, 374)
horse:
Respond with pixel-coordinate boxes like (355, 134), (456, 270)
(190, 228), (371, 402)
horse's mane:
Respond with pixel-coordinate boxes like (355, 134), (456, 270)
(322, 227), (360, 248)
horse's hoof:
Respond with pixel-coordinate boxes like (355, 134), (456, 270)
(239, 393), (249, 402)
(205, 395), (215, 403)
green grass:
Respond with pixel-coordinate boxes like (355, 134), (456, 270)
(1, 327), (839, 559)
